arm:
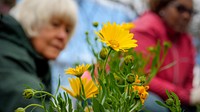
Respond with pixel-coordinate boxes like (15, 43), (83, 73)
(149, 77), (191, 105)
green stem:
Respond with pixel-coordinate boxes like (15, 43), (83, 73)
(101, 48), (112, 82)
(79, 77), (86, 98)
(103, 48), (112, 73)
(85, 100), (91, 112)
(127, 84), (130, 97)
(79, 77), (88, 109)
(146, 46), (169, 84)
(35, 91), (60, 112)
(79, 77), (92, 112)
(24, 104), (44, 110)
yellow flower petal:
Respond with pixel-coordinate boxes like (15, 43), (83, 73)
(65, 64), (91, 77)
(61, 77), (98, 100)
(121, 22), (135, 30)
(96, 22), (137, 51)
(61, 86), (76, 98)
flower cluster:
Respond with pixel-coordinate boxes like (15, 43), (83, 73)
(15, 22), (175, 112)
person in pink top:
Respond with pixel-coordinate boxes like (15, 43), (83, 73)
(131, 0), (198, 112)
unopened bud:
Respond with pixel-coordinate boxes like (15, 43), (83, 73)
(126, 74), (135, 84)
(23, 89), (34, 99)
(114, 73), (124, 85)
(164, 42), (171, 49)
(164, 42), (172, 52)
(148, 47), (155, 53)
(166, 98), (174, 106)
(92, 22), (99, 28)
(124, 55), (134, 65)
(15, 107), (25, 112)
(100, 48), (108, 60)
(85, 31), (89, 36)
(139, 76), (146, 84)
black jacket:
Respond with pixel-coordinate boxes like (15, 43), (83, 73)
(0, 14), (51, 112)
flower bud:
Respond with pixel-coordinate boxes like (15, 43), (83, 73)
(148, 46), (155, 53)
(124, 55), (134, 65)
(164, 42), (171, 49)
(165, 98), (174, 106)
(114, 73), (124, 85)
(147, 47), (155, 53)
(95, 36), (98, 41)
(164, 42), (171, 52)
(23, 89), (34, 99)
(92, 22), (99, 28)
(139, 76), (146, 84)
(126, 74), (135, 84)
(99, 48), (108, 60)
(15, 107), (25, 112)
(85, 31), (89, 36)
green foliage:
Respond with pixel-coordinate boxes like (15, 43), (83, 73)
(156, 90), (182, 112)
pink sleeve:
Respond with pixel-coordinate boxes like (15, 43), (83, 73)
(149, 77), (191, 105)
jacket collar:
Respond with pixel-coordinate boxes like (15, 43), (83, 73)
(0, 14), (44, 60)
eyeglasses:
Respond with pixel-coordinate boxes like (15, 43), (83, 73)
(171, 2), (196, 16)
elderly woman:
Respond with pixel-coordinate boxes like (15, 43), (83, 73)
(0, 0), (77, 111)
(131, 0), (197, 112)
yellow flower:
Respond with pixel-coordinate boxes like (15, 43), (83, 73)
(134, 75), (141, 84)
(121, 22), (135, 30)
(61, 78), (98, 100)
(65, 64), (90, 77)
(133, 85), (149, 104)
(96, 22), (137, 52)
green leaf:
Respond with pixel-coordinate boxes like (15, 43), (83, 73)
(98, 80), (107, 105)
(165, 90), (172, 99)
(55, 75), (61, 95)
(155, 101), (170, 109)
(65, 93), (73, 112)
(92, 98), (105, 112)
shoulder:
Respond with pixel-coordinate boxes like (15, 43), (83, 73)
(132, 11), (166, 35)
(0, 39), (36, 72)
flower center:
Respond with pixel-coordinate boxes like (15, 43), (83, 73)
(109, 40), (119, 49)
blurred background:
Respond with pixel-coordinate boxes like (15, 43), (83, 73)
(12, 0), (200, 92)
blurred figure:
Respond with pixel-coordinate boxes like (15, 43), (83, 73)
(131, 0), (197, 112)
(0, 0), (77, 111)
(0, 0), (16, 14)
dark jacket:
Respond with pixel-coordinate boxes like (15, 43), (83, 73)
(0, 14), (51, 112)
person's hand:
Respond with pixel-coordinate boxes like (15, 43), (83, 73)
(190, 88), (200, 105)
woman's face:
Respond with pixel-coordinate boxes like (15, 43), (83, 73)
(161, 0), (194, 33)
(31, 18), (72, 60)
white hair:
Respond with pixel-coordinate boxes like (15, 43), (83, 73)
(9, 0), (78, 38)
